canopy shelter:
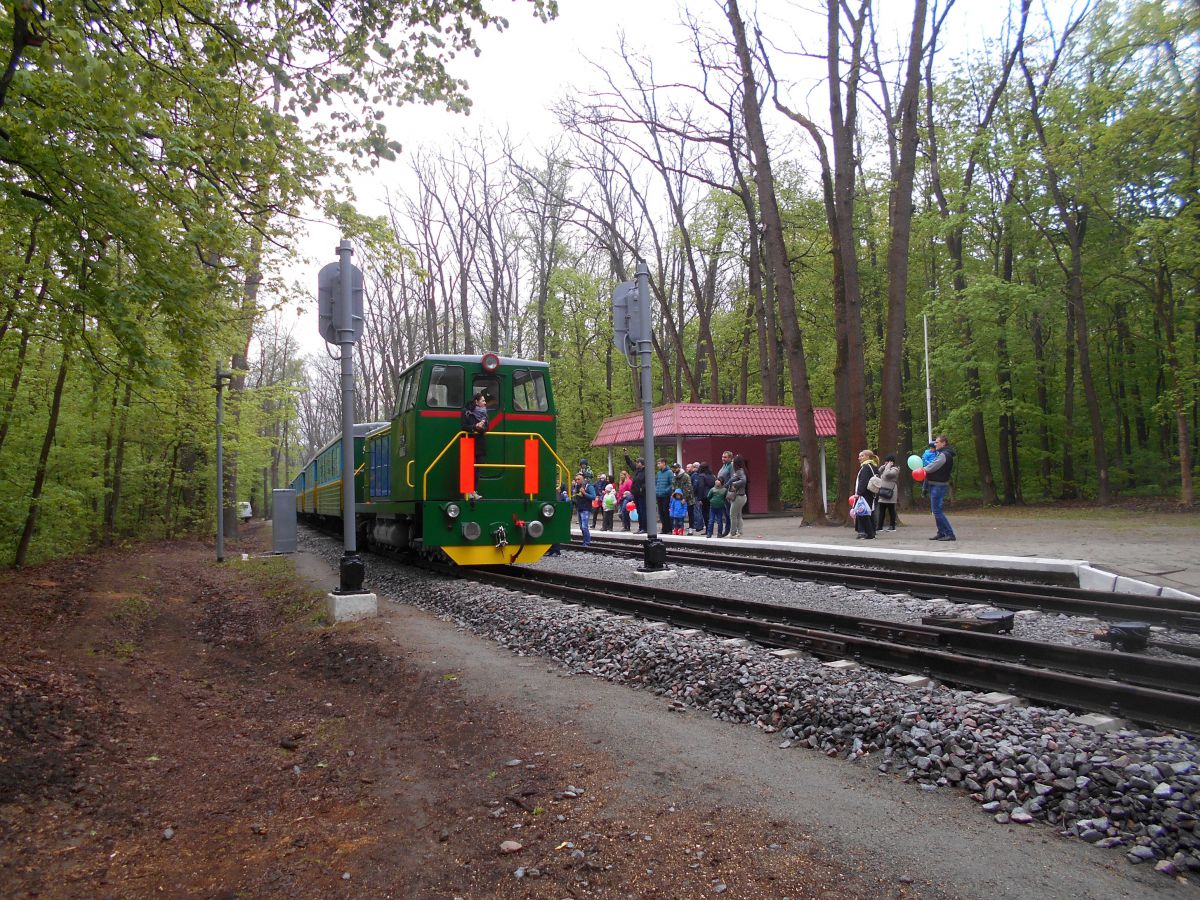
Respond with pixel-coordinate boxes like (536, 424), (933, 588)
(591, 403), (838, 514)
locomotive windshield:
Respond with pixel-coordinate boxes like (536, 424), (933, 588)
(512, 370), (549, 412)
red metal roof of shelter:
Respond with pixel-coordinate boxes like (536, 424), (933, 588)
(592, 403), (837, 446)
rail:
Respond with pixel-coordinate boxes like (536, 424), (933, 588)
(449, 562), (1200, 733)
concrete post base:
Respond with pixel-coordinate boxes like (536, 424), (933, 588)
(326, 591), (378, 623)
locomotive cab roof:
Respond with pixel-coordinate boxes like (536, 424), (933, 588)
(405, 354), (550, 371)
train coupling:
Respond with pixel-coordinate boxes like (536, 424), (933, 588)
(492, 525), (509, 549)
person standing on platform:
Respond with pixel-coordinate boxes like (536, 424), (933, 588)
(591, 472), (608, 528)
(726, 455), (748, 537)
(572, 474), (595, 546)
(691, 465), (705, 535)
(654, 458), (673, 531)
(601, 483), (617, 531)
(717, 450), (734, 486)
(625, 455), (648, 533)
(706, 479), (729, 537)
(924, 435), (957, 541)
(854, 449), (879, 540)
(875, 454), (900, 531)
(671, 462), (694, 533)
(693, 462), (715, 534)
(669, 489), (688, 535)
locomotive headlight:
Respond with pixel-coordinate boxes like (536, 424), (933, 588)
(541, 503), (555, 518)
(526, 520), (545, 539)
(462, 521), (482, 540)
(445, 503), (461, 519)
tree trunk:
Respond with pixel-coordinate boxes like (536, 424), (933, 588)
(1067, 234), (1111, 502)
(1029, 311), (1053, 497)
(15, 339), (70, 568)
(103, 378), (134, 545)
(726, 0), (826, 524)
(877, 0), (928, 463)
(0, 325), (29, 457)
(1152, 263), (1194, 507)
(1061, 294), (1078, 499)
(826, 1), (870, 512)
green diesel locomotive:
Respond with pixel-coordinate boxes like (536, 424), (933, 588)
(291, 353), (572, 564)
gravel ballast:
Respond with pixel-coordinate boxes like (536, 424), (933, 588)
(305, 531), (1200, 879)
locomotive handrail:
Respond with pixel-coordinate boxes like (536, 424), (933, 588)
(406, 460), (415, 488)
(421, 430), (469, 499)
(421, 429), (569, 500)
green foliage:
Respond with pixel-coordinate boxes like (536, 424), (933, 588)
(0, 1), (558, 565)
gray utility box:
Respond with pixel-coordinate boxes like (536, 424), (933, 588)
(272, 489), (297, 553)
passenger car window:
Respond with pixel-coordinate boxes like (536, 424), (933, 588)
(426, 365), (464, 408)
(512, 369), (549, 412)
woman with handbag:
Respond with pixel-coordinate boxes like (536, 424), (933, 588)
(875, 454), (900, 531)
(854, 449), (879, 540)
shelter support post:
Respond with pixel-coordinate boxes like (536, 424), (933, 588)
(819, 439), (828, 515)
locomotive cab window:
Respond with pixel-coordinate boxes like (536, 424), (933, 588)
(394, 370), (416, 417)
(426, 365), (464, 408)
(512, 369), (549, 412)
(471, 376), (500, 409)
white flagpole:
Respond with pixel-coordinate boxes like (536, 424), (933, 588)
(923, 313), (933, 442)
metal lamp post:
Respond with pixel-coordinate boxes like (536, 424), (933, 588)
(214, 366), (232, 562)
(613, 262), (669, 574)
(316, 239), (376, 620)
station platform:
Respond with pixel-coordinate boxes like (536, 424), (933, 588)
(571, 506), (1200, 601)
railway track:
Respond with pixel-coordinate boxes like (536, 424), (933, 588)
(574, 535), (1200, 632)
(436, 559), (1200, 734)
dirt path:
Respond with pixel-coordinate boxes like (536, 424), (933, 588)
(1, 527), (902, 898)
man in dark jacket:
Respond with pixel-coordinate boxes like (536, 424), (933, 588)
(654, 459), (673, 532)
(571, 474), (596, 546)
(692, 463), (715, 533)
(924, 435), (956, 541)
(625, 455), (648, 533)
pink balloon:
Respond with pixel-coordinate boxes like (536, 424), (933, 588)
(912, 468), (927, 482)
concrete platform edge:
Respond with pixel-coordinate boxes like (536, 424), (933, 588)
(573, 528), (1200, 602)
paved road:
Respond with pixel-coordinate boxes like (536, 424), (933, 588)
(622, 506), (1200, 595)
